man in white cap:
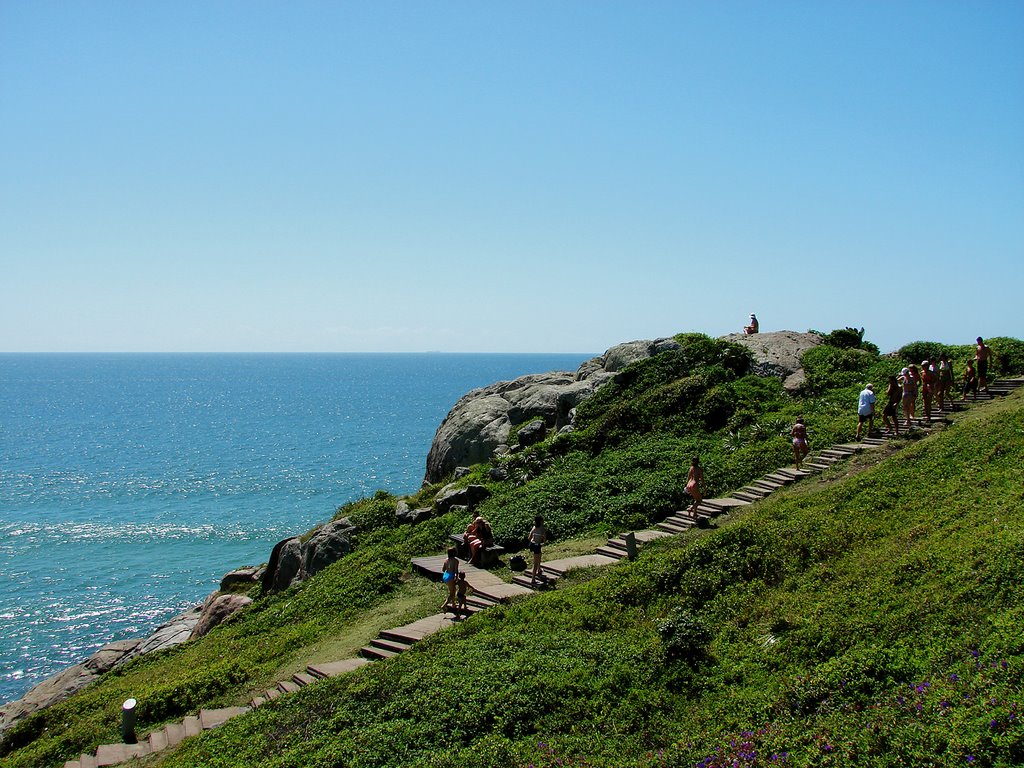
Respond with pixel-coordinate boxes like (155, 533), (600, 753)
(743, 313), (759, 334)
(856, 383), (876, 440)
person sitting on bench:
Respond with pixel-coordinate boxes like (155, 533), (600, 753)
(464, 515), (494, 565)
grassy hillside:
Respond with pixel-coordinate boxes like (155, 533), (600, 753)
(3, 331), (1023, 767)
(150, 390), (1024, 768)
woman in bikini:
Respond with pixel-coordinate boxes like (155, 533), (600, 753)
(920, 361), (936, 421)
(900, 366), (918, 429)
(686, 456), (705, 520)
(440, 546), (460, 612)
(882, 375), (900, 436)
(790, 417), (809, 470)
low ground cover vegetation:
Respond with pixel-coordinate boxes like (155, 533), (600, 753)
(3, 330), (1023, 767)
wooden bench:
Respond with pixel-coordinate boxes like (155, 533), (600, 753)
(448, 534), (505, 567)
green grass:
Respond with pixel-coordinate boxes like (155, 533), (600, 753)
(138, 390), (1024, 768)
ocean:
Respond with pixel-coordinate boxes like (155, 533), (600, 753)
(0, 352), (592, 704)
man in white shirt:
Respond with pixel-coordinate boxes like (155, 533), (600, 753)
(856, 383), (876, 440)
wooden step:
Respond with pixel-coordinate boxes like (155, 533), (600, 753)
(655, 520), (691, 534)
(731, 491), (761, 503)
(369, 637), (414, 655)
(96, 742), (152, 766)
(739, 486), (770, 498)
(199, 706), (248, 729)
(292, 671), (317, 687)
(164, 722), (186, 748)
(148, 727), (169, 752)
(379, 628), (422, 645)
(360, 644), (400, 661)
(306, 658), (372, 679)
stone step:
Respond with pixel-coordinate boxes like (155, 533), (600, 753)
(749, 479), (782, 493)
(277, 679), (302, 694)
(594, 545), (628, 560)
(77, 757), (98, 768)
(763, 472), (796, 483)
(251, 695), (268, 708)
(263, 686), (282, 700)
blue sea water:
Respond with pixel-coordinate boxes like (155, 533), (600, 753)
(0, 352), (591, 704)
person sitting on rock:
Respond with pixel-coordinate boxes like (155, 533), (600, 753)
(743, 313), (759, 334)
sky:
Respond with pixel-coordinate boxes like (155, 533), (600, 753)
(1, 1), (1021, 354)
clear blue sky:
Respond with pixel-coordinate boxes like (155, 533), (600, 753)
(2, 1), (1021, 353)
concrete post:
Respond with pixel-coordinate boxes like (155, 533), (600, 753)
(624, 531), (638, 561)
(121, 698), (137, 744)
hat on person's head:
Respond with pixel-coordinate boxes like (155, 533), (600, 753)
(750, 313), (756, 318)
(922, 360), (929, 366)
(866, 383), (874, 390)
(901, 367), (910, 375)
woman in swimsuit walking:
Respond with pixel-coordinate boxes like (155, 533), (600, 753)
(882, 375), (900, 436)
(790, 417), (809, 470)
(900, 366), (918, 429)
(686, 456), (705, 520)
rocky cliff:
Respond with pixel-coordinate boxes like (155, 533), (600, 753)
(423, 331), (823, 483)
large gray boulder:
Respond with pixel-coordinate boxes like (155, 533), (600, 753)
(189, 593), (253, 640)
(260, 517), (357, 593)
(719, 331), (823, 392)
(301, 518), (355, 579)
(423, 338), (680, 483)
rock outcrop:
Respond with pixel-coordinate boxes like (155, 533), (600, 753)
(423, 337), (681, 483)
(0, 605), (203, 736)
(189, 594), (253, 640)
(261, 517), (356, 593)
(719, 331), (823, 392)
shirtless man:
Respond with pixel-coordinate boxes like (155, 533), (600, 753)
(743, 314), (759, 334)
(975, 337), (993, 394)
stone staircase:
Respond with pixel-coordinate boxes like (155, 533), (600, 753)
(60, 377), (1021, 768)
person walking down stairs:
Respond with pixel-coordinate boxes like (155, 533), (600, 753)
(528, 516), (547, 586)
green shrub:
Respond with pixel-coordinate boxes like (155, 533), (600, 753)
(898, 340), (950, 366)
(823, 326), (880, 354)
(800, 345), (876, 393)
(988, 336), (1024, 375)
(657, 606), (712, 664)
